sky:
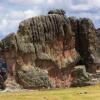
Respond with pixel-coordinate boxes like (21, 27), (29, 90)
(0, 0), (100, 39)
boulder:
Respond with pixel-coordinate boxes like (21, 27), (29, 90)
(71, 65), (91, 87)
(15, 65), (52, 89)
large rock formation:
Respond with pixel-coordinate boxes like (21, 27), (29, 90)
(0, 9), (97, 89)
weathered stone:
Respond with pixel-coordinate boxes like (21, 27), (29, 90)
(69, 17), (97, 73)
(0, 9), (97, 89)
(71, 65), (91, 87)
(15, 65), (52, 89)
(78, 18), (96, 73)
(17, 13), (79, 68)
(96, 29), (100, 64)
(0, 33), (17, 51)
(5, 76), (21, 90)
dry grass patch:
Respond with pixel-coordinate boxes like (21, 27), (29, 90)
(0, 85), (100, 100)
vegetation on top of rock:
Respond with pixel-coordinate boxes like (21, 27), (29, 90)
(48, 9), (66, 15)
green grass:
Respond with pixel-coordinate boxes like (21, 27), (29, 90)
(0, 85), (100, 100)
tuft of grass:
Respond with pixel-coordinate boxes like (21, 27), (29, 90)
(0, 85), (100, 100)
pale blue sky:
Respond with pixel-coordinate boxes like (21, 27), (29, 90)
(0, 0), (100, 39)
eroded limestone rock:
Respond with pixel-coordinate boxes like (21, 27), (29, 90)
(0, 9), (97, 89)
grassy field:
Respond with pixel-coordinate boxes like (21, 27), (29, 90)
(0, 85), (100, 100)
